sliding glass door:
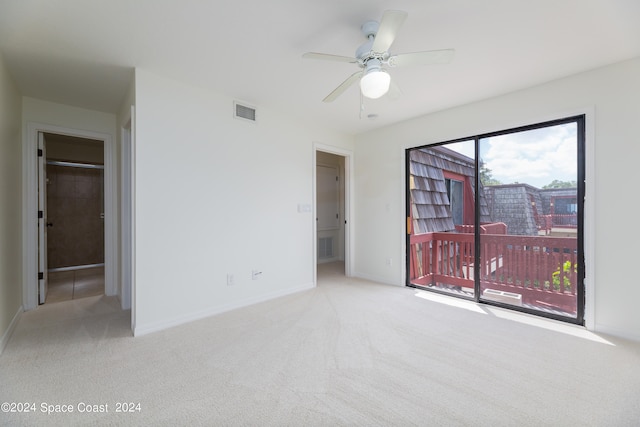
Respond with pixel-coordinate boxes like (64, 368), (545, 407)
(408, 140), (477, 298)
(407, 116), (584, 324)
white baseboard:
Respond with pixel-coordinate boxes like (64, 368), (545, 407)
(133, 282), (315, 337)
(0, 306), (23, 355)
(352, 271), (403, 287)
(594, 322), (640, 342)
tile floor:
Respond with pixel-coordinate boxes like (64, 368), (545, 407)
(46, 266), (104, 304)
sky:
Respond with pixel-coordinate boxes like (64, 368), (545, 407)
(447, 122), (578, 188)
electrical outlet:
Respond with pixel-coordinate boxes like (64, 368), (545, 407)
(386, 258), (392, 266)
(227, 274), (234, 286)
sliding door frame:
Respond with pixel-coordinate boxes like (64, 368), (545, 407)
(406, 115), (586, 325)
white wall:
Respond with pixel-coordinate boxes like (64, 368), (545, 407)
(353, 57), (640, 341)
(133, 69), (353, 335)
(23, 98), (117, 135)
(0, 52), (23, 353)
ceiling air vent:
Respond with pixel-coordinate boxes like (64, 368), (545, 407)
(234, 101), (257, 122)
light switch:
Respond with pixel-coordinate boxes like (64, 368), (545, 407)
(297, 203), (312, 213)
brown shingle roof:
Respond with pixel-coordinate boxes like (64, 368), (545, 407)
(410, 146), (491, 234)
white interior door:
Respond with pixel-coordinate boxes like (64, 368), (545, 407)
(317, 165), (340, 230)
(37, 132), (48, 304)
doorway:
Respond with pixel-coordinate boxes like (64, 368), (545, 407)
(43, 133), (105, 304)
(314, 145), (352, 281)
(24, 123), (115, 311)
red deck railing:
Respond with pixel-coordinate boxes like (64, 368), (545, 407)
(409, 232), (578, 314)
(455, 222), (507, 235)
(537, 214), (578, 233)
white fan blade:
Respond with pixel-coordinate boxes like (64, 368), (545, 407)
(302, 52), (357, 63)
(388, 49), (455, 67)
(371, 10), (408, 53)
(323, 71), (362, 103)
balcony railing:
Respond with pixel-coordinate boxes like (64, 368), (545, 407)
(455, 222), (508, 235)
(409, 231), (578, 315)
(536, 214), (578, 233)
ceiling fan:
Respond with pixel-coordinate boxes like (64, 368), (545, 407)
(303, 10), (454, 102)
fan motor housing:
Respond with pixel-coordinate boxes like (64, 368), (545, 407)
(357, 20), (390, 64)
(355, 40), (374, 62)
(361, 20), (379, 38)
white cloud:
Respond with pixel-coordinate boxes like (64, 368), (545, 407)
(447, 140), (475, 158)
(439, 122), (578, 188)
(480, 123), (577, 187)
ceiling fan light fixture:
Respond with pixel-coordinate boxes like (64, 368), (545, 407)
(360, 68), (390, 99)
(302, 10), (454, 103)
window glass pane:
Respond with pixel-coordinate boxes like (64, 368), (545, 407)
(479, 122), (579, 318)
(407, 117), (583, 324)
(408, 140), (475, 298)
(448, 179), (463, 225)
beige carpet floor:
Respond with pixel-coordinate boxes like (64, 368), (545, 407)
(1, 262), (640, 426)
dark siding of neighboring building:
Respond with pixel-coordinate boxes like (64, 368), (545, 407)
(539, 188), (577, 215)
(483, 185), (578, 236)
(484, 184), (541, 236)
(410, 146), (491, 234)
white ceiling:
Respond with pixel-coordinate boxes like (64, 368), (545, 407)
(1, 0), (639, 135)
